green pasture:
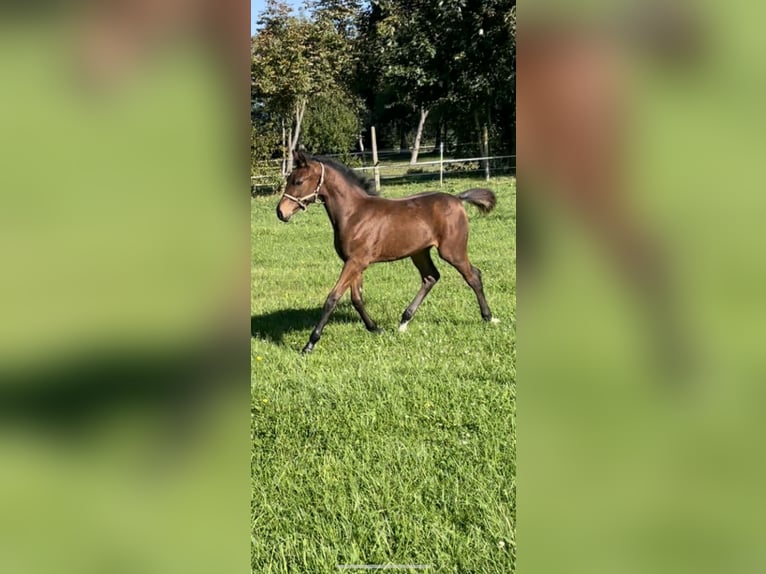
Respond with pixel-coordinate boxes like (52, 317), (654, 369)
(251, 176), (516, 572)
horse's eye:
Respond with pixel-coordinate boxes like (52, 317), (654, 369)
(294, 179), (304, 185)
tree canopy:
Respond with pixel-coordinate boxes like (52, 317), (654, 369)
(251, 0), (516, 169)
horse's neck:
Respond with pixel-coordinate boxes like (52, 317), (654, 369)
(322, 172), (367, 230)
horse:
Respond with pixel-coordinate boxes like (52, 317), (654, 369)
(517, 11), (703, 372)
(276, 151), (500, 354)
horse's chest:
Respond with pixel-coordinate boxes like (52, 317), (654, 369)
(333, 218), (369, 261)
(333, 235), (348, 261)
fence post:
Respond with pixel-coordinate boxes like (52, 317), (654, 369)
(439, 142), (444, 187)
(482, 125), (490, 182)
(371, 126), (381, 193)
(358, 132), (366, 166)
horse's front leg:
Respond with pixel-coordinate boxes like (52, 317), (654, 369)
(302, 261), (364, 354)
(350, 275), (382, 333)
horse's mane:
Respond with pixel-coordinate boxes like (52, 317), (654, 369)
(313, 155), (379, 196)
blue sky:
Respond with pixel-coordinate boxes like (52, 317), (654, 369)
(252, 0), (307, 34)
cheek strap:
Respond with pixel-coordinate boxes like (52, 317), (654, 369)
(281, 162), (325, 210)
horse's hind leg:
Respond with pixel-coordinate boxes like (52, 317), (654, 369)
(399, 249), (440, 332)
(438, 240), (496, 322)
(351, 276), (381, 333)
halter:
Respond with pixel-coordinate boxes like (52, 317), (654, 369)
(281, 162), (325, 211)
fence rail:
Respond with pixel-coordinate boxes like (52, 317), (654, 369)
(252, 153), (515, 191)
(252, 142), (490, 165)
(351, 155), (516, 172)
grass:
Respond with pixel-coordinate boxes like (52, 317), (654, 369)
(251, 176), (516, 573)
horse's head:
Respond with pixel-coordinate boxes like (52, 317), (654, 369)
(276, 151), (325, 222)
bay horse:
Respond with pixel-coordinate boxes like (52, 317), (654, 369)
(276, 151), (499, 354)
(518, 11), (703, 372)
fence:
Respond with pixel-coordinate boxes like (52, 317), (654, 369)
(259, 141), (492, 163)
(251, 152), (515, 195)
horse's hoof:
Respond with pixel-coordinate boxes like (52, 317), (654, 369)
(398, 321), (409, 333)
(301, 343), (314, 354)
(490, 317), (501, 324)
(369, 326), (384, 334)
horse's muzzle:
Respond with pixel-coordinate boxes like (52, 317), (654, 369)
(276, 204), (290, 222)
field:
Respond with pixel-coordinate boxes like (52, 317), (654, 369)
(251, 176), (516, 573)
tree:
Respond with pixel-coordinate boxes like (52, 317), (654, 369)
(359, 0), (445, 164)
(252, 0), (353, 172)
(439, 0), (516, 151)
(301, 94), (362, 157)
(307, 0), (363, 42)
(252, 1), (307, 172)
(252, 0), (516, 176)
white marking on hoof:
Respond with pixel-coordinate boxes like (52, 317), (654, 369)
(398, 322), (409, 332)
(491, 317), (501, 324)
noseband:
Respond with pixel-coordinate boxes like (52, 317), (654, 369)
(281, 162), (325, 211)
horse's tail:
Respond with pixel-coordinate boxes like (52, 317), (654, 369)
(456, 188), (496, 215)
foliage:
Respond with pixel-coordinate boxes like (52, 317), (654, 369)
(252, 0), (359, 171)
(251, 103), (281, 163)
(445, 1), (515, 149)
(362, 0), (442, 108)
(301, 94), (362, 157)
(307, 0), (364, 42)
(251, 1), (351, 109)
(251, 1), (311, 117)
(251, 0), (516, 172)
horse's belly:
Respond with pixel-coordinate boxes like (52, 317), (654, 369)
(344, 201), (448, 263)
(374, 226), (436, 261)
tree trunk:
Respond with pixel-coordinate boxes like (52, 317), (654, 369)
(433, 113), (443, 153)
(482, 124), (490, 181)
(287, 128), (293, 171)
(410, 107), (430, 165)
(281, 120), (287, 176)
(474, 110), (482, 156)
(286, 98), (307, 173)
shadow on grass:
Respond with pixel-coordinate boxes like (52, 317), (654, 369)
(251, 306), (361, 345)
(380, 166), (516, 188)
(0, 334), (243, 433)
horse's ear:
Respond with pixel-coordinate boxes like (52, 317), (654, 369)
(294, 150), (307, 167)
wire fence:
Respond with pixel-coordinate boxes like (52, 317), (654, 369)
(251, 153), (516, 195)
(252, 143), (495, 166)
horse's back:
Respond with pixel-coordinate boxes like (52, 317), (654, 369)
(358, 192), (466, 261)
(391, 191), (444, 201)
(388, 191), (464, 211)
